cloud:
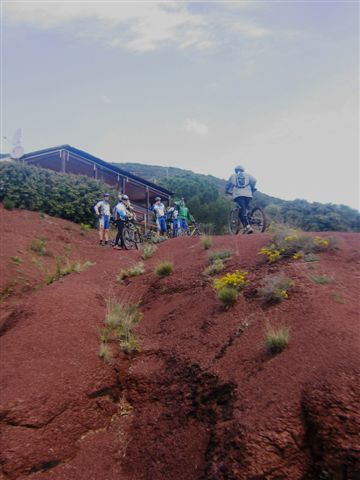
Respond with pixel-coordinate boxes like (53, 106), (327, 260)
(183, 119), (209, 136)
(4, 2), (213, 52)
(100, 95), (111, 104)
(231, 22), (271, 38)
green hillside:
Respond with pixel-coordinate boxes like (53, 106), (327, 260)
(114, 162), (360, 234)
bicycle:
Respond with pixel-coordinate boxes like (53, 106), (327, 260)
(121, 220), (143, 250)
(189, 222), (203, 237)
(229, 205), (267, 234)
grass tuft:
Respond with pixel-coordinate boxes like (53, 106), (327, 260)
(265, 323), (290, 354)
(80, 223), (92, 234)
(155, 261), (173, 277)
(99, 342), (112, 363)
(311, 275), (331, 285)
(217, 286), (238, 306)
(208, 250), (232, 262)
(141, 244), (157, 260)
(10, 256), (22, 265)
(117, 262), (145, 282)
(30, 237), (51, 256)
(45, 257), (94, 284)
(201, 236), (213, 250)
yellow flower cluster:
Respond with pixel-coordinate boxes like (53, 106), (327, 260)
(258, 246), (282, 263)
(284, 235), (297, 242)
(213, 270), (249, 291)
(279, 289), (289, 299)
(292, 252), (304, 260)
(313, 236), (329, 249)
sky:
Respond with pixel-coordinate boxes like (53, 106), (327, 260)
(1, 0), (359, 209)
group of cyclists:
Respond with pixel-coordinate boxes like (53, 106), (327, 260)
(94, 165), (258, 248)
(94, 193), (196, 249)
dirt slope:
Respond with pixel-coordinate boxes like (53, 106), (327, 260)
(0, 207), (359, 480)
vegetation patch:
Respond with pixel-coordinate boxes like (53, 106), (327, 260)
(208, 250), (232, 262)
(99, 299), (142, 358)
(258, 227), (337, 263)
(30, 237), (51, 256)
(214, 270), (249, 291)
(265, 323), (290, 354)
(217, 286), (238, 306)
(311, 275), (331, 285)
(141, 244), (157, 260)
(258, 275), (294, 304)
(117, 262), (145, 282)
(155, 261), (173, 277)
(80, 223), (92, 234)
(99, 342), (112, 363)
(3, 198), (15, 210)
(10, 256), (22, 265)
(202, 258), (225, 276)
(45, 257), (94, 285)
(201, 236), (213, 250)
(149, 236), (167, 244)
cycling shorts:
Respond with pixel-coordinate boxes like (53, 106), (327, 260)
(156, 216), (167, 233)
(179, 218), (188, 230)
(99, 215), (110, 230)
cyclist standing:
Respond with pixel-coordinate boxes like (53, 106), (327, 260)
(152, 197), (167, 236)
(225, 166), (257, 234)
(176, 197), (194, 236)
(94, 193), (111, 245)
(112, 194), (131, 250)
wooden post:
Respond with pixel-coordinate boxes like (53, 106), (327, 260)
(60, 150), (66, 173)
(145, 187), (150, 233)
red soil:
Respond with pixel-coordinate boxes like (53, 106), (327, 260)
(0, 206), (359, 480)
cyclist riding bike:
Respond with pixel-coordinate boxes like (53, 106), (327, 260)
(225, 165), (257, 234)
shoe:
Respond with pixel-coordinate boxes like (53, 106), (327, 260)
(104, 241), (109, 246)
(99, 240), (104, 245)
(113, 245), (122, 250)
(243, 225), (254, 234)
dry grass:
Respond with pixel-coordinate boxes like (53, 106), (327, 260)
(265, 323), (290, 354)
(45, 258), (94, 285)
(117, 262), (145, 282)
(311, 275), (331, 285)
(258, 275), (294, 304)
(155, 261), (173, 277)
(201, 236), (213, 250)
(208, 250), (232, 262)
(202, 258), (225, 276)
(141, 244), (157, 260)
(30, 237), (51, 256)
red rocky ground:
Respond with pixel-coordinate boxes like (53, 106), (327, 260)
(0, 206), (359, 480)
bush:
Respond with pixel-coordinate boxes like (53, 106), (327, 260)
(0, 162), (117, 226)
(258, 275), (294, 304)
(202, 258), (225, 276)
(265, 323), (290, 354)
(100, 299), (142, 356)
(117, 262), (145, 282)
(80, 223), (92, 234)
(141, 244), (157, 260)
(3, 198), (15, 210)
(213, 270), (249, 291)
(155, 261), (173, 277)
(208, 250), (232, 262)
(217, 286), (238, 306)
(201, 236), (213, 250)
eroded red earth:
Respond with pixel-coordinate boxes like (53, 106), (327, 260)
(0, 207), (359, 479)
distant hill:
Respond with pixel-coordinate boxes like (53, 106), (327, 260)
(114, 162), (360, 233)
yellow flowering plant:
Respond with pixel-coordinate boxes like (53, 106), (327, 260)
(213, 270), (249, 291)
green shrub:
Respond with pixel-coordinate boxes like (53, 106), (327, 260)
(201, 236), (213, 250)
(258, 275), (294, 304)
(3, 198), (15, 210)
(208, 250), (232, 262)
(0, 162), (116, 226)
(311, 275), (331, 285)
(217, 286), (238, 306)
(141, 244), (157, 260)
(117, 262), (145, 282)
(155, 261), (173, 277)
(80, 223), (92, 234)
(265, 324), (290, 354)
(202, 259), (225, 276)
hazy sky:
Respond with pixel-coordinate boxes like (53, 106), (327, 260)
(2, 1), (359, 208)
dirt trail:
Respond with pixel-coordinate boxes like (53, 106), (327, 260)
(0, 207), (359, 479)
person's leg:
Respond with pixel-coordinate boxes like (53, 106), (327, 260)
(98, 217), (104, 244)
(114, 220), (121, 248)
(103, 216), (110, 244)
(235, 197), (250, 227)
(182, 219), (189, 236)
(156, 218), (161, 237)
(160, 217), (167, 237)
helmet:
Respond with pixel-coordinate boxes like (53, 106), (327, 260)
(121, 194), (129, 201)
(235, 165), (245, 172)
(103, 192), (110, 197)
(155, 196), (161, 201)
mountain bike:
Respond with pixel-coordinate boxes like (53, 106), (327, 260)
(189, 222), (202, 237)
(121, 220), (143, 250)
(229, 205), (267, 235)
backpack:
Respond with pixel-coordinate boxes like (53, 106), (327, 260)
(236, 171), (249, 189)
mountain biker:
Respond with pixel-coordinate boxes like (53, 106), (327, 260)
(151, 197), (167, 236)
(176, 197), (194, 236)
(225, 166), (257, 234)
(112, 194), (131, 250)
(94, 193), (111, 245)
(166, 205), (179, 238)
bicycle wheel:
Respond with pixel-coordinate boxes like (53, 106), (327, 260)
(122, 227), (135, 250)
(134, 230), (142, 250)
(229, 208), (241, 235)
(249, 207), (267, 233)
